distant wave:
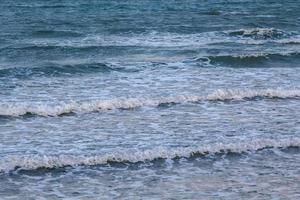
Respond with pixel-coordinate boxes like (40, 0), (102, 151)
(0, 62), (129, 79)
(276, 37), (300, 44)
(198, 52), (300, 67)
(0, 88), (299, 117)
(227, 28), (286, 39)
(32, 30), (83, 38)
(1, 51), (299, 80)
(225, 28), (300, 44)
(9, 28), (299, 49)
(1, 137), (299, 173)
(9, 3), (80, 9)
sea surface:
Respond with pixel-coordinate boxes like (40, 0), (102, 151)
(0, 0), (300, 199)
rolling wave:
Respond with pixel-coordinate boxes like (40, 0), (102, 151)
(0, 89), (299, 117)
(1, 137), (299, 173)
(227, 28), (286, 39)
(8, 3), (81, 9)
(276, 37), (300, 44)
(0, 63), (127, 79)
(1, 51), (299, 80)
(199, 52), (300, 67)
(32, 30), (83, 38)
(9, 28), (299, 50)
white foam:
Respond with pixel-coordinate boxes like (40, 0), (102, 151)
(1, 137), (299, 173)
(224, 28), (300, 44)
(206, 88), (300, 101)
(0, 89), (299, 117)
(276, 37), (300, 44)
(0, 95), (200, 117)
(232, 28), (278, 36)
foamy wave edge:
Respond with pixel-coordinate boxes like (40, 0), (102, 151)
(1, 138), (299, 173)
(0, 88), (299, 117)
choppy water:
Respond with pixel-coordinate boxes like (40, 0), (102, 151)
(1, 0), (300, 199)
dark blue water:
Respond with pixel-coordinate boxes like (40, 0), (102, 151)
(0, 0), (300, 199)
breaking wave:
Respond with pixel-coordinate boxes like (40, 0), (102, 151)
(227, 28), (286, 39)
(1, 137), (299, 173)
(0, 88), (299, 117)
(225, 28), (300, 44)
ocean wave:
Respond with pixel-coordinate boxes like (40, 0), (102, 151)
(227, 28), (286, 39)
(0, 62), (128, 79)
(206, 88), (300, 101)
(225, 28), (300, 44)
(17, 32), (226, 48)
(1, 51), (298, 80)
(9, 3), (81, 8)
(13, 28), (299, 49)
(276, 37), (300, 44)
(0, 88), (299, 117)
(1, 137), (299, 173)
(32, 30), (83, 38)
(198, 52), (300, 67)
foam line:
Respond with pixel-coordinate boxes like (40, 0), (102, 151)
(0, 89), (299, 117)
(1, 137), (299, 173)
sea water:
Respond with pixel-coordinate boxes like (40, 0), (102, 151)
(0, 0), (300, 199)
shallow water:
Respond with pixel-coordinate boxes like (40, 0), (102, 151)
(0, 0), (300, 199)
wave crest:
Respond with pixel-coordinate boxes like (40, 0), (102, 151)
(207, 88), (300, 100)
(0, 63), (128, 79)
(0, 89), (299, 117)
(1, 138), (299, 173)
(227, 28), (286, 39)
(11, 28), (299, 50)
(198, 52), (300, 67)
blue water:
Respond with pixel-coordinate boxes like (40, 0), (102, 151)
(1, 0), (300, 199)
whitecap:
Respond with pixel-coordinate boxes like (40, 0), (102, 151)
(1, 137), (299, 173)
(0, 88), (299, 117)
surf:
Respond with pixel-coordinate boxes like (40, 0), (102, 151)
(1, 137), (299, 173)
(0, 88), (299, 117)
